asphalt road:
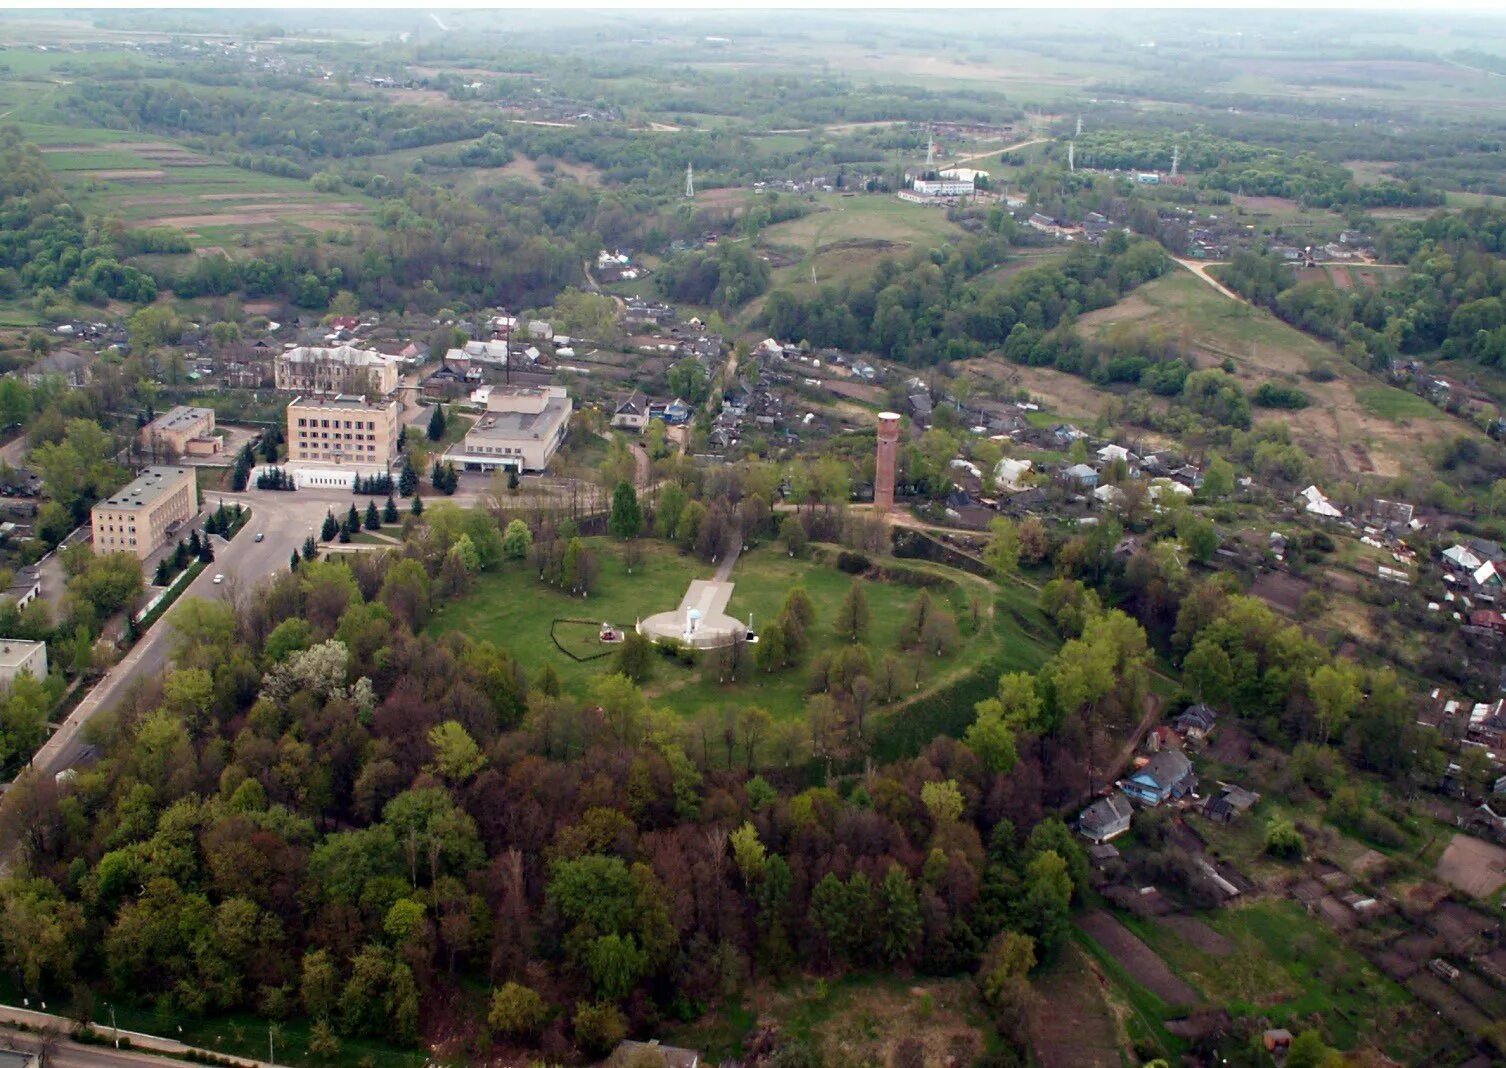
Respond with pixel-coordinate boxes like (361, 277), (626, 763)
(25, 487), (366, 782)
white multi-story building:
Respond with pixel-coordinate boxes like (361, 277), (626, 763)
(447, 385), (571, 473)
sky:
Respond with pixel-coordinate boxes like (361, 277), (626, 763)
(10, 0), (1506, 11)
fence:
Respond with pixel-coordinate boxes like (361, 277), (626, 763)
(549, 618), (619, 662)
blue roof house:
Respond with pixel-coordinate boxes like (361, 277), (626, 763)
(1122, 749), (1197, 807)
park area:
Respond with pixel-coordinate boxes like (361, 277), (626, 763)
(428, 536), (1056, 722)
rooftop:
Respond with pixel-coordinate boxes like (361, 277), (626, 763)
(147, 405), (214, 432)
(290, 394), (396, 412)
(96, 466), (192, 511)
(280, 344), (395, 367)
(466, 397), (571, 442)
(0, 638), (45, 669)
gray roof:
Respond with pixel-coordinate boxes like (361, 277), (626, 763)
(1080, 792), (1133, 833)
(146, 405), (213, 433)
(1137, 749), (1194, 789)
(29, 348), (90, 374)
(466, 398), (571, 442)
(96, 466), (192, 511)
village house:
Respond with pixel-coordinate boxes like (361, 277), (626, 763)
(612, 391), (650, 432)
(25, 348), (92, 388)
(609, 1040), (701, 1068)
(1077, 792), (1134, 843)
(1062, 463), (1100, 489)
(1175, 704), (1217, 742)
(3, 566), (42, 610)
(1121, 749), (1197, 807)
(1203, 785), (1259, 824)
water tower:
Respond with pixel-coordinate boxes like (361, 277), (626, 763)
(874, 412), (901, 512)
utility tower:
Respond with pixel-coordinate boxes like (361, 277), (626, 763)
(1075, 113), (1083, 137)
(925, 124), (935, 168)
(1068, 141), (1075, 173)
(684, 161), (694, 199)
(1171, 144), (1180, 179)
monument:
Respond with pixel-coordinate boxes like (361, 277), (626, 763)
(639, 579), (747, 650)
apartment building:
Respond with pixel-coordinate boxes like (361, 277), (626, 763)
(139, 405), (221, 458)
(287, 394), (400, 468)
(447, 385), (571, 473)
(91, 466), (198, 560)
(274, 345), (400, 396)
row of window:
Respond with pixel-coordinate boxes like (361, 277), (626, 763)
(295, 418), (382, 430)
(298, 430), (380, 441)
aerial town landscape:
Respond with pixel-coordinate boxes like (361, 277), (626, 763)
(3, 5), (1506, 1067)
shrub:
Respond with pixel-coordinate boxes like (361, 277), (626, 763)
(1253, 381), (1311, 409)
(489, 982), (550, 1038)
(836, 550), (870, 574)
(1263, 815), (1304, 859)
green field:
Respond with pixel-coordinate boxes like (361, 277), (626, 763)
(1355, 385), (1440, 422)
(429, 537), (1044, 723)
(760, 192), (966, 290)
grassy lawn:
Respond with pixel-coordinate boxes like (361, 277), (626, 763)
(429, 538), (1045, 724)
(761, 192), (966, 290)
(1355, 385), (1439, 422)
(1077, 268), (1478, 477)
(429, 537), (711, 695)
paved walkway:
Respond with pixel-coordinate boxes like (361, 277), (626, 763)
(714, 538), (741, 582)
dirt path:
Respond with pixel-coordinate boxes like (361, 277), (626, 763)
(1174, 258), (1248, 304)
(949, 136), (1049, 168)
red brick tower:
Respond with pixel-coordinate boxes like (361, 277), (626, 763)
(874, 411), (901, 512)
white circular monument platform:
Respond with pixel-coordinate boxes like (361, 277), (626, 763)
(638, 579), (746, 649)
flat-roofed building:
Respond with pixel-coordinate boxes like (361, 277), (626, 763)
(275, 345), (400, 396)
(287, 394), (400, 468)
(139, 405), (221, 458)
(91, 465), (197, 559)
(447, 385), (570, 473)
(0, 638), (47, 690)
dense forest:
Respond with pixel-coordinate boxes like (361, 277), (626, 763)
(0, 455), (1452, 1062)
(762, 231), (1170, 365)
(0, 498), (1147, 1064)
(1065, 131), (1441, 209)
(0, 128), (160, 307)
